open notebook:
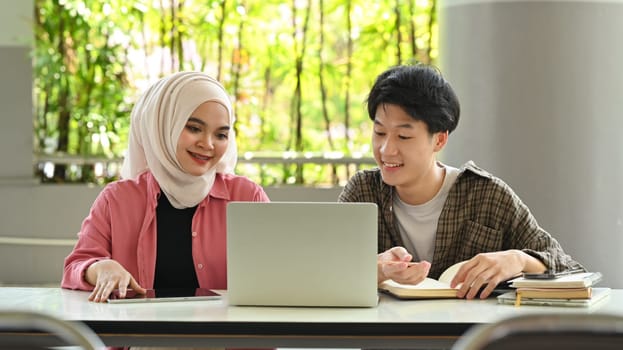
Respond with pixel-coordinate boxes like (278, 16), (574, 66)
(379, 260), (516, 299)
(226, 201), (378, 307)
(379, 261), (465, 299)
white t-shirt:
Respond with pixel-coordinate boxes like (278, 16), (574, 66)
(393, 163), (460, 262)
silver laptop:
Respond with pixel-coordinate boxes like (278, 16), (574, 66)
(226, 201), (378, 307)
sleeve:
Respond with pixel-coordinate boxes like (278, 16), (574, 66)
(501, 183), (586, 273)
(253, 184), (270, 203)
(61, 186), (114, 291)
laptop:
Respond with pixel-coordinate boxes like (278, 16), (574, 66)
(226, 201), (378, 307)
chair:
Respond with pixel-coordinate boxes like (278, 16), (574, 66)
(0, 310), (105, 349)
(451, 313), (623, 350)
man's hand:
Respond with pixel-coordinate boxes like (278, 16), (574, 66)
(450, 249), (546, 299)
(377, 246), (431, 285)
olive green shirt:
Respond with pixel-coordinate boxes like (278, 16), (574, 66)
(338, 161), (584, 279)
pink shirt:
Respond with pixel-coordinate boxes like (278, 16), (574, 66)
(61, 171), (270, 291)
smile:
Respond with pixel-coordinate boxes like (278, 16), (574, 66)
(189, 151), (212, 161)
(383, 162), (403, 168)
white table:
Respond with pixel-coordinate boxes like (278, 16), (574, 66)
(1, 287), (622, 349)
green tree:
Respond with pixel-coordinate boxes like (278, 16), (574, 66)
(34, 0), (438, 186)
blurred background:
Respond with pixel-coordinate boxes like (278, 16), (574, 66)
(1, 0), (622, 289)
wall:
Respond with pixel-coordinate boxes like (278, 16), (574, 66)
(0, 0), (33, 182)
(0, 184), (343, 285)
(440, 0), (623, 287)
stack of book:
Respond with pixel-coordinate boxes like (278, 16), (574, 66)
(497, 271), (610, 307)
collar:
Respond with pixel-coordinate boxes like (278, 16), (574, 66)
(143, 171), (231, 205)
(207, 173), (230, 201)
(458, 160), (494, 180)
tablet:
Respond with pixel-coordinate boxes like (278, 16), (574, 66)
(107, 288), (221, 303)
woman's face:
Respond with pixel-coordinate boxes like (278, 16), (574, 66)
(176, 101), (230, 176)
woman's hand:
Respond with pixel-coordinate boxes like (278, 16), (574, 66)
(85, 259), (146, 303)
(377, 246), (431, 285)
(450, 249), (546, 299)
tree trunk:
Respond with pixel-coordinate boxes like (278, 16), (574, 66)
(176, 0), (185, 71)
(318, 0), (334, 151)
(159, 0), (166, 74)
(318, 0), (337, 183)
(426, 0), (437, 63)
(216, 0), (227, 81)
(169, 0), (176, 72)
(343, 0), (353, 179)
(231, 5), (245, 135)
(408, 0), (418, 62)
(54, 8), (70, 182)
(394, 0), (402, 64)
(292, 0), (311, 183)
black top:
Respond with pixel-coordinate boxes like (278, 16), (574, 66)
(154, 193), (199, 288)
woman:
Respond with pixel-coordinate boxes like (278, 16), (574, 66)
(62, 72), (270, 303)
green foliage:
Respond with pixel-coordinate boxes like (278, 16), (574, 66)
(34, 0), (437, 185)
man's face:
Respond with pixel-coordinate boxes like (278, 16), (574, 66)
(372, 103), (444, 190)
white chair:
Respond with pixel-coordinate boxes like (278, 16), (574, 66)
(0, 310), (105, 349)
(452, 313), (623, 350)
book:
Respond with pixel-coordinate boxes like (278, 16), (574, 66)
(515, 287), (592, 299)
(497, 287), (611, 308)
(510, 272), (602, 289)
(378, 261), (464, 299)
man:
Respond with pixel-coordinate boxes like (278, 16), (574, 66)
(339, 64), (584, 299)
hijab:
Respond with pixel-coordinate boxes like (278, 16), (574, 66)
(120, 71), (237, 209)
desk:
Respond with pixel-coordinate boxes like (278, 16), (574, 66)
(1, 287), (622, 349)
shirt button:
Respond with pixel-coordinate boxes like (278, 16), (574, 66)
(198, 263), (204, 269)
(192, 231), (197, 237)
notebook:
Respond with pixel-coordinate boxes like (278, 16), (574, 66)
(510, 272), (603, 289)
(497, 287), (611, 307)
(226, 201), (379, 307)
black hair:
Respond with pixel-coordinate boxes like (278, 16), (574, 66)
(366, 64), (460, 134)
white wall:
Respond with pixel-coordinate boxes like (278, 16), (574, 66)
(440, 0), (623, 287)
(0, 0), (33, 181)
(0, 0), (31, 46)
(0, 185), (343, 285)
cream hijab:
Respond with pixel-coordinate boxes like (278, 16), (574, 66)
(120, 71), (237, 209)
